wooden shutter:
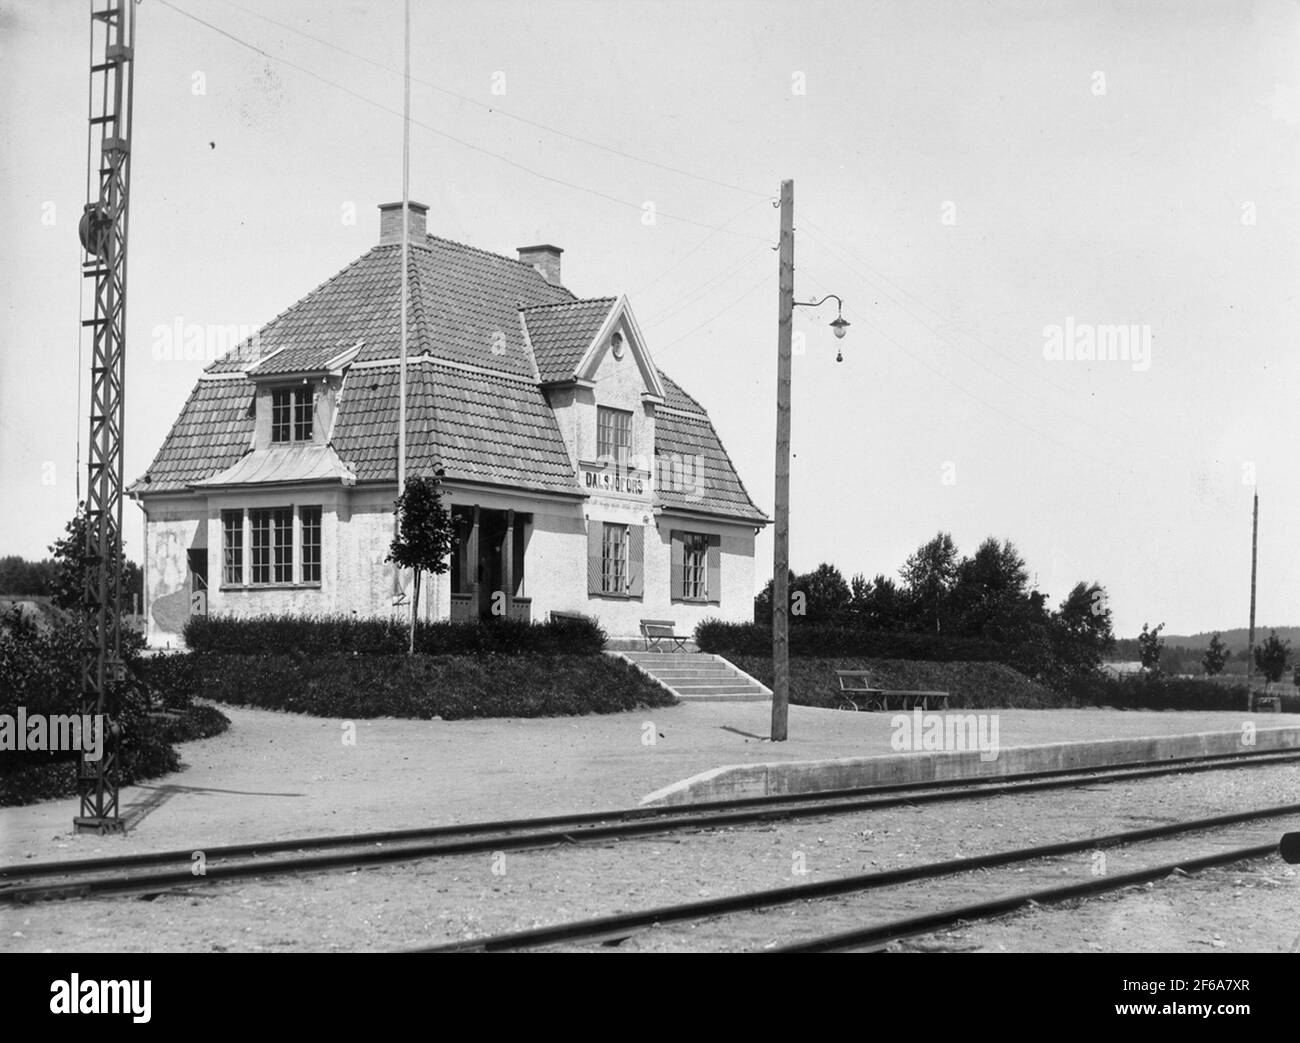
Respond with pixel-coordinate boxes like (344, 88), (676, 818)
(706, 534), (721, 604)
(669, 531), (684, 600)
(628, 525), (644, 597)
(587, 522), (603, 594)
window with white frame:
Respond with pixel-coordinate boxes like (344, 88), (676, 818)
(596, 406), (631, 461)
(222, 505), (322, 587)
(682, 532), (709, 600)
(601, 522), (628, 594)
(271, 387), (313, 443)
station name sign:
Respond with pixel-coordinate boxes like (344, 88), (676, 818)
(581, 457), (649, 496)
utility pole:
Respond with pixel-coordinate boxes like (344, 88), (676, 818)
(1246, 488), (1258, 698)
(771, 179), (794, 742)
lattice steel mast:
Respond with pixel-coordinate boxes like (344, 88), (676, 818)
(75, 0), (135, 833)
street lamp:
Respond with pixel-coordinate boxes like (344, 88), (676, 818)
(771, 179), (848, 742)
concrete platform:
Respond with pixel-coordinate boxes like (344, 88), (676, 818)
(640, 723), (1300, 805)
(3, 701), (1299, 867)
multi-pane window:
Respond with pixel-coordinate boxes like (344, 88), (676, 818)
(250, 509), (273, 583)
(601, 522), (628, 594)
(271, 507), (293, 582)
(222, 510), (243, 585)
(271, 388), (313, 443)
(682, 533), (709, 599)
(596, 406), (631, 461)
(228, 506), (322, 586)
(300, 507), (321, 584)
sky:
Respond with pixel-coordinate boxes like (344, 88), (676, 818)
(1, 0), (1297, 638)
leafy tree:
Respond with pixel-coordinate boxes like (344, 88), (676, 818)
(47, 504), (142, 612)
(0, 556), (54, 596)
(948, 537), (1030, 636)
(1137, 621), (1165, 671)
(754, 563), (851, 623)
(387, 472), (455, 653)
(1254, 631), (1291, 684)
(900, 532), (959, 632)
(1201, 632), (1228, 676)
(1050, 581), (1115, 681)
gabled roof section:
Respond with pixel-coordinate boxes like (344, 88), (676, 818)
(654, 371), (768, 524)
(131, 376), (254, 493)
(330, 360), (579, 496)
(521, 297), (617, 383)
(192, 444), (356, 489)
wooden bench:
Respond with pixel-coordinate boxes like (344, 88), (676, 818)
(834, 670), (950, 711)
(640, 618), (689, 652)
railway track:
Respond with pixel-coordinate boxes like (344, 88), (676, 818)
(412, 804), (1300, 953)
(3, 748), (1298, 904)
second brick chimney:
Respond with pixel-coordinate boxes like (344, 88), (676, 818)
(518, 244), (563, 287)
(379, 201), (429, 244)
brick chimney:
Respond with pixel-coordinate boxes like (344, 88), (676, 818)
(379, 201), (429, 244)
(518, 244), (563, 287)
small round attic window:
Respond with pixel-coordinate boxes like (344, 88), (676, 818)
(611, 332), (625, 360)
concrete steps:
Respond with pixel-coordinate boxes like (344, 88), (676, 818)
(617, 650), (771, 703)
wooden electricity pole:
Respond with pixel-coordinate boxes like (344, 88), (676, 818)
(1246, 489), (1258, 695)
(771, 179), (794, 742)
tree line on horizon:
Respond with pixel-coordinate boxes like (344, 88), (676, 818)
(754, 531), (1115, 685)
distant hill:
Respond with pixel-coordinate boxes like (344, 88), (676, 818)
(1136, 627), (1299, 654)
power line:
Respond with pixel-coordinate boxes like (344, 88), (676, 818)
(155, 0), (771, 243)
(798, 225), (1185, 466)
(215, 0), (772, 201)
(802, 214), (1163, 433)
(630, 196), (772, 299)
(799, 269), (1138, 475)
(653, 269), (771, 356)
(641, 243), (769, 329)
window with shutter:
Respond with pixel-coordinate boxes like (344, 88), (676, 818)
(628, 525), (644, 597)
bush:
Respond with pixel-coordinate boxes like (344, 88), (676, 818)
(730, 655), (1061, 710)
(696, 619), (1009, 662)
(183, 614), (607, 657)
(190, 653), (673, 720)
(1067, 673), (1252, 711)
(0, 606), (228, 807)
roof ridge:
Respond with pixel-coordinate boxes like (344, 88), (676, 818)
(520, 296), (616, 313)
(381, 233), (578, 298)
(204, 248), (380, 375)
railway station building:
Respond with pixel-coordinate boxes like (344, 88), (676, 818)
(131, 203), (768, 646)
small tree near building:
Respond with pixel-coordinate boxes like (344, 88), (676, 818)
(1201, 632), (1228, 676)
(387, 471), (455, 654)
(1137, 621), (1165, 672)
(1254, 631), (1291, 684)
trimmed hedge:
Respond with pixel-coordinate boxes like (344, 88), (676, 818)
(697, 620), (1008, 662)
(731, 655), (1061, 710)
(183, 614), (607, 657)
(188, 653), (675, 719)
(1068, 673), (1259, 712)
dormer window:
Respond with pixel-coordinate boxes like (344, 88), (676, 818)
(272, 387), (313, 443)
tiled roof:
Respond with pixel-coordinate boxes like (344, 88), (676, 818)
(522, 298), (616, 382)
(130, 378), (253, 493)
(135, 227), (765, 522)
(654, 370), (766, 522)
(193, 444), (355, 488)
(330, 361), (577, 495)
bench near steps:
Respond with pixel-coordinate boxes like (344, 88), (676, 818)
(835, 670), (950, 711)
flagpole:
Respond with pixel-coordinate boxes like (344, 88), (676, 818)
(397, 0), (411, 617)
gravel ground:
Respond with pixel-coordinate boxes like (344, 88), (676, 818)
(4, 759), (1298, 953)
